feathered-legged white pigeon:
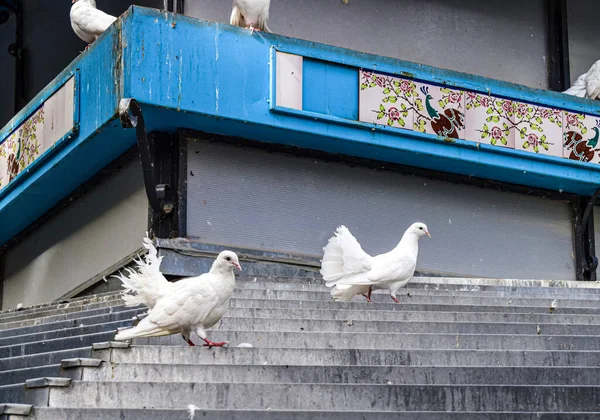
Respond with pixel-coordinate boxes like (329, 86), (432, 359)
(230, 0), (271, 34)
(564, 60), (600, 100)
(321, 223), (430, 303)
(70, 0), (117, 49)
(114, 238), (241, 347)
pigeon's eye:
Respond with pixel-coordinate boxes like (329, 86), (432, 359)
(225, 256), (231, 261)
(419, 227), (423, 230)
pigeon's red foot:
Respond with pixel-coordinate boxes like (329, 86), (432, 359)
(366, 286), (373, 303)
(202, 338), (228, 347)
(247, 25), (260, 34)
(391, 295), (400, 304)
(181, 335), (196, 346)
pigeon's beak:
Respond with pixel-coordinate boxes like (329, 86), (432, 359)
(233, 261), (242, 271)
(72, 0), (77, 3)
(425, 231), (431, 238)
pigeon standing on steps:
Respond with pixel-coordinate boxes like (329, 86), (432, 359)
(563, 60), (600, 100)
(70, 0), (117, 49)
(114, 236), (242, 347)
(321, 222), (430, 303)
(230, 0), (271, 34)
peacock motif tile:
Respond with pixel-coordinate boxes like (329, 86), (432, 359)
(0, 146), (6, 190)
(563, 111), (600, 163)
(359, 70), (416, 130)
(413, 83), (465, 139)
(464, 92), (515, 148)
(512, 103), (563, 157)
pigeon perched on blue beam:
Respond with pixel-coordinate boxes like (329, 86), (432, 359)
(70, 0), (116, 50)
(230, 0), (271, 34)
(321, 222), (430, 304)
(114, 236), (241, 347)
(564, 60), (600, 100)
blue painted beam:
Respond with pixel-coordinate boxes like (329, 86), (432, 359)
(2, 5), (600, 247)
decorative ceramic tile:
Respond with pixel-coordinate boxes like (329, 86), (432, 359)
(359, 70), (416, 130)
(464, 92), (514, 148)
(513, 103), (563, 156)
(413, 83), (465, 139)
(0, 143), (7, 189)
(275, 52), (303, 110)
(563, 111), (600, 163)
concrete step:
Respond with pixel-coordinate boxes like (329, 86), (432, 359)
(236, 279), (600, 298)
(0, 294), (121, 321)
(0, 319), (137, 348)
(210, 317), (600, 335)
(0, 305), (132, 333)
(0, 365), (63, 387)
(132, 329), (600, 351)
(231, 289), (600, 308)
(18, 407), (600, 420)
(82, 362), (600, 385)
(115, 346), (600, 367)
(0, 347), (93, 372)
(0, 300), (125, 329)
(0, 331), (114, 359)
(224, 307), (600, 325)
(227, 298), (600, 314)
(46, 381), (600, 411)
(0, 308), (144, 339)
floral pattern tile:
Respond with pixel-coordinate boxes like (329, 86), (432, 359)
(465, 93), (514, 148)
(413, 83), (465, 139)
(359, 70), (416, 130)
(563, 111), (600, 163)
(513, 103), (562, 157)
(0, 107), (45, 189)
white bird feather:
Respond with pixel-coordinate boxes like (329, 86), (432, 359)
(114, 238), (241, 347)
(230, 0), (271, 33)
(321, 222), (430, 303)
(564, 60), (600, 100)
(70, 0), (117, 46)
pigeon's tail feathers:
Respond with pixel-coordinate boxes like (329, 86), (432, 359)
(114, 319), (174, 341)
(320, 225), (373, 287)
(331, 284), (368, 302)
(115, 235), (171, 309)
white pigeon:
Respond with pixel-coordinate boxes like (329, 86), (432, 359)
(70, 0), (117, 49)
(230, 0), (271, 34)
(563, 60), (600, 100)
(114, 239), (241, 347)
(321, 222), (430, 303)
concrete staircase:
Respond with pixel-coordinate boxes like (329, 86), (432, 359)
(1, 276), (600, 418)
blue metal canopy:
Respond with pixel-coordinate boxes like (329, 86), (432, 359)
(2, 6), (600, 247)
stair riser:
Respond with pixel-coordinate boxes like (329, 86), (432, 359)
(0, 348), (93, 372)
(47, 382), (600, 411)
(0, 332), (114, 359)
(114, 347), (600, 368)
(83, 364), (600, 385)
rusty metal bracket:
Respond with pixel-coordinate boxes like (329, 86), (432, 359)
(119, 98), (174, 215)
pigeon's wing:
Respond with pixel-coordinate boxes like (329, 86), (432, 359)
(144, 275), (221, 331)
(564, 73), (587, 98)
(72, 7), (117, 38)
(586, 61), (600, 100)
(368, 253), (416, 284)
(230, 2), (242, 26)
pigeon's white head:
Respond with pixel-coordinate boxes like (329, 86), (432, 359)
(214, 250), (242, 272)
(72, 0), (96, 5)
(408, 222), (431, 238)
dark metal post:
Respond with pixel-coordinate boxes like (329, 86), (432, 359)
(547, 0), (570, 91)
(574, 193), (599, 281)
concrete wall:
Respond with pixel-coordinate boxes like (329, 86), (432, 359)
(0, 0), (164, 127)
(185, 0), (550, 89)
(567, 1), (600, 85)
(186, 137), (576, 281)
(1, 158), (147, 309)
